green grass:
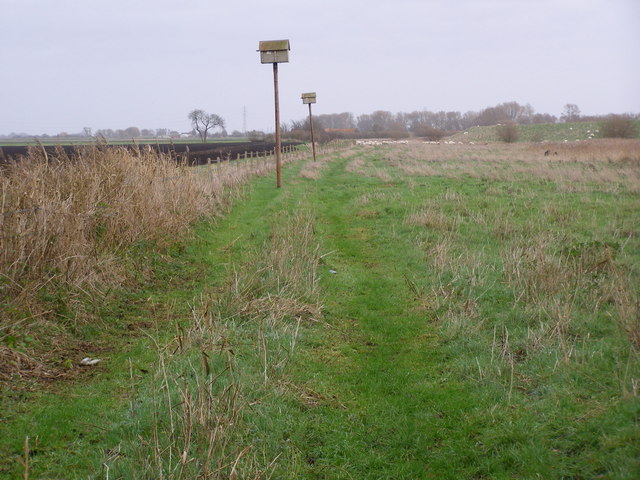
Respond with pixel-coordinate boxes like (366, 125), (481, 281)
(274, 150), (639, 478)
(0, 241), (213, 476)
(449, 120), (640, 143)
(1, 144), (639, 478)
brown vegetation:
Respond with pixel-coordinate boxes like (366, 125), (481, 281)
(496, 122), (520, 143)
(0, 145), (299, 381)
(384, 139), (640, 192)
(601, 114), (638, 139)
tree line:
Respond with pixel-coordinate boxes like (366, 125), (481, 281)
(285, 102), (639, 142)
(288, 102), (589, 134)
(2, 102), (637, 142)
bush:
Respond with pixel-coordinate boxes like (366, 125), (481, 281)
(387, 130), (410, 140)
(415, 126), (447, 141)
(600, 115), (638, 139)
(247, 130), (266, 142)
(496, 122), (520, 143)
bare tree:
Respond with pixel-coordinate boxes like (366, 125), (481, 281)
(561, 104), (581, 123)
(188, 109), (225, 143)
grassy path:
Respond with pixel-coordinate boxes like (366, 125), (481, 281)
(292, 157), (449, 477)
(192, 152), (467, 477)
(243, 148), (638, 478)
(276, 153), (518, 478)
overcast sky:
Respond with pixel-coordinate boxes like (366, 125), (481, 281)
(1, 0), (639, 135)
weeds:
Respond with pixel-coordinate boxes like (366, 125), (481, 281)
(111, 212), (322, 478)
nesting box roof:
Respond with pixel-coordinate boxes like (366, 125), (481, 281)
(258, 40), (290, 52)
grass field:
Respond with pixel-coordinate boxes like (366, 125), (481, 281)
(448, 120), (640, 143)
(1, 139), (639, 478)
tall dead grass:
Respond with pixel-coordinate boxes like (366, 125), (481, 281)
(226, 211), (322, 325)
(0, 145), (297, 380)
(2, 147), (218, 288)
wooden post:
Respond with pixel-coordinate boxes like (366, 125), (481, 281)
(273, 62), (282, 188)
(308, 103), (317, 163)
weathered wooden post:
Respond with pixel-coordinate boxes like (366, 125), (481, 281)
(301, 92), (317, 163)
(258, 39), (290, 188)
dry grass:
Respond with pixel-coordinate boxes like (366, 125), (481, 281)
(398, 138), (640, 370)
(501, 234), (618, 305)
(408, 224), (493, 338)
(357, 191), (400, 206)
(0, 145), (297, 381)
(345, 152), (394, 182)
(409, 181), (637, 356)
(413, 210), (638, 357)
(123, 212), (322, 478)
(298, 146), (355, 180)
(500, 233), (638, 359)
(385, 139), (640, 192)
(299, 160), (326, 180)
(1, 147), (218, 285)
(406, 204), (460, 232)
(129, 336), (252, 480)
(226, 212), (322, 323)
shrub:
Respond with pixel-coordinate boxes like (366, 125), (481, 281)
(496, 122), (520, 143)
(387, 130), (410, 140)
(600, 115), (638, 139)
(415, 126), (447, 141)
(247, 130), (265, 142)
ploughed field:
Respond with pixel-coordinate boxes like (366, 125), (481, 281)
(0, 140), (302, 166)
